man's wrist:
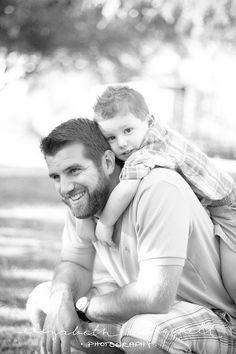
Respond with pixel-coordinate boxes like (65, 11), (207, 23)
(75, 296), (92, 322)
(50, 286), (74, 306)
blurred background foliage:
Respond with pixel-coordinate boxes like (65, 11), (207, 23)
(0, 0), (236, 167)
(1, 0), (236, 81)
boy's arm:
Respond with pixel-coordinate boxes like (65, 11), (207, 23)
(220, 238), (236, 304)
(100, 179), (140, 226)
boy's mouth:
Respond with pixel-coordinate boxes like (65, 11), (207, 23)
(120, 149), (135, 158)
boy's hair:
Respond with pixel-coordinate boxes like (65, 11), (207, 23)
(40, 118), (110, 167)
(93, 86), (150, 121)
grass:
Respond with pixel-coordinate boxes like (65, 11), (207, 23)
(0, 171), (63, 353)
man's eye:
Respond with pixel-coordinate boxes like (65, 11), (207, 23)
(51, 175), (60, 182)
(124, 128), (133, 134)
(70, 168), (80, 175)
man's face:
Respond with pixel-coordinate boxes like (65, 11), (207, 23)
(46, 143), (110, 218)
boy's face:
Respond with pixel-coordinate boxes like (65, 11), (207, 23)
(98, 112), (150, 161)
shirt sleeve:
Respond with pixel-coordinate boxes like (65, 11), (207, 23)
(134, 176), (191, 267)
(120, 144), (169, 180)
(61, 208), (95, 264)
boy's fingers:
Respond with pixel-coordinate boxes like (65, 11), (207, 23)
(110, 242), (117, 249)
(106, 241), (117, 248)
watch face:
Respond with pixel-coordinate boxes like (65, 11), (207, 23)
(76, 296), (88, 312)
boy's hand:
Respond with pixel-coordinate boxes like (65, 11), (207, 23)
(81, 218), (97, 242)
(95, 221), (116, 248)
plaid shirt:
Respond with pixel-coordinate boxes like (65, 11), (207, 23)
(120, 121), (235, 203)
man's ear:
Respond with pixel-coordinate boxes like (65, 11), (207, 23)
(101, 150), (116, 176)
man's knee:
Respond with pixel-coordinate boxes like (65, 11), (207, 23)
(120, 313), (190, 354)
(26, 281), (51, 329)
(121, 335), (167, 353)
(120, 314), (168, 353)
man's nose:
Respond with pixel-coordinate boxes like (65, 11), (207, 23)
(59, 176), (74, 195)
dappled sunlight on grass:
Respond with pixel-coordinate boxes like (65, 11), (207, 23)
(0, 327), (39, 354)
(0, 174), (60, 207)
(0, 305), (29, 322)
(0, 228), (48, 240)
(0, 205), (65, 220)
(1, 268), (53, 282)
(0, 242), (60, 257)
(0, 284), (38, 309)
(0, 172), (64, 353)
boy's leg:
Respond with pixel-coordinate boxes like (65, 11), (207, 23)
(209, 201), (236, 253)
(120, 300), (236, 354)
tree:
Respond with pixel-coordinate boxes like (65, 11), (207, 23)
(0, 0), (236, 84)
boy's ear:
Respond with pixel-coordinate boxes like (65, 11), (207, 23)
(147, 114), (155, 127)
(102, 150), (116, 175)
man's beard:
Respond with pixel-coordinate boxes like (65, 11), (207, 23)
(62, 169), (110, 219)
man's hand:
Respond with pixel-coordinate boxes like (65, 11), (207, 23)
(95, 221), (116, 248)
(40, 290), (84, 354)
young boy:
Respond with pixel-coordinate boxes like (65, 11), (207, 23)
(90, 86), (236, 260)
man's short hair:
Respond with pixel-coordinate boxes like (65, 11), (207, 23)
(40, 118), (110, 167)
(93, 86), (150, 121)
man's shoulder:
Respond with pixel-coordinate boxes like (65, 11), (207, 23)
(140, 167), (186, 189)
(134, 167), (195, 206)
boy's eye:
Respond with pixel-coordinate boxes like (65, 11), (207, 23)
(107, 136), (115, 142)
(124, 128), (133, 134)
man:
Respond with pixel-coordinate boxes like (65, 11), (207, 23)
(27, 118), (236, 354)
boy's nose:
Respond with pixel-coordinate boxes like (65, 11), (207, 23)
(117, 136), (127, 148)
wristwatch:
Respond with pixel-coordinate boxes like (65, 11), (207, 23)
(75, 296), (92, 322)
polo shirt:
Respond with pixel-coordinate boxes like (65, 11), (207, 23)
(61, 168), (236, 318)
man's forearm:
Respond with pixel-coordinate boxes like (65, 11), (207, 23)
(50, 261), (92, 303)
(87, 281), (174, 323)
(87, 282), (165, 323)
(86, 266), (182, 323)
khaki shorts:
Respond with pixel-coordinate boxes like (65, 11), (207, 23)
(27, 282), (236, 353)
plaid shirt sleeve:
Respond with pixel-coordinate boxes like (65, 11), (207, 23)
(120, 148), (154, 180)
(120, 121), (173, 180)
(120, 122), (235, 201)
(165, 128), (235, 201)
(120, 143), (176, 180)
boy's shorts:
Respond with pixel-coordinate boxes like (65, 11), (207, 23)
(209, 196), (236, 252)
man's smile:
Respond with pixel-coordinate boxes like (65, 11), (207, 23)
(69, 191), (86, 202)
(61, 190), (87, 207)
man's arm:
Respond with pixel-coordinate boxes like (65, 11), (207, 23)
(39, 210), (96, 354)
(87, 265), (182, 323)
(40, 260), (93, 354)
(50, 260), (92, 300)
